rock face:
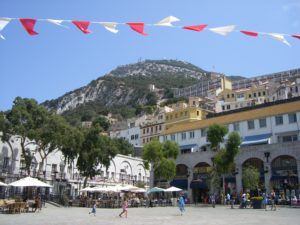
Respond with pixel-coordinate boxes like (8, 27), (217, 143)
(42, 60), (212, 114)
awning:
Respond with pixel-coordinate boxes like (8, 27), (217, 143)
(241, 133), (272, 146)
(170, 179), (188, 190)
(180, 144), (197, 150)
(190, 180), (208, 189)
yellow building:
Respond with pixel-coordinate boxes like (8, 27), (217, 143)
(165, 97), (209, 130)
(217, 84), (268, 112)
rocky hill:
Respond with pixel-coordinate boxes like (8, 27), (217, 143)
(42, 59), (244, 126)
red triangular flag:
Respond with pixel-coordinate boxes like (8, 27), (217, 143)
(127, 22), (148, 36)
(20, 18), (38, 36)
(72, 20), (91, 34)
(183, 24), (207, 32)
(240, 30), (259, 37)
(292, 35), (300, 40)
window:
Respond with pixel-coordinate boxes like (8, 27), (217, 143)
(197, 111), (200, 116)
(222, 106), (225, 111)
(275, 115), (283, 125)
(143, 129), (145, 134)
(288, 113), (297, 123)
(131, 135), (134, 140)
(134, 134), (139, 139)
(189, 131), (195, 139)
(226, 105), (231, 110)
(263, 91), (266, 96)
(259, 118), (267, 128)
(233, 123), (240, 131)
(232, 93), (234, 98)
(159, 125), (162, 130)
(258, 92), (261, 97)
(249, 94), (252, 98)
(146, 128), (149, 133)
(166, 116), (169, 121)
(247, 120), (255, 129)
(201, 128), (207, 137)
(181, 132), (186, 140)
(227, 94), (230, 98)
(171, 134), (175, 141)
(279, 135), (298, 143)
(254, 93), (257, 97)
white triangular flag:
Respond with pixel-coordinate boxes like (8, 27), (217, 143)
(0, 17), (12, 40)
(47, 19), (68, 28)
(209, 25), (235, 36)
(99, 22), (119, 33)
(155, 16), (180, 26)
(268, 33), (291, 46)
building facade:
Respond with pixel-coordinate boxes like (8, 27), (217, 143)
(160, 97), (300, 203)
(0, 137), (150, 199)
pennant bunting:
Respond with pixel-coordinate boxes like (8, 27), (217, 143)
(47, 19), (68, 28)
(209, 25), (235, 36)
(0, 17), (11, 40)
(240, 30), (259, 37)
(20, 18), (38, 36)
(0, 16), (299, 46)
(183, 24), (207, 32)
(99, 22), (118, 33)
(72, 20), (91, 34)
(155, 16), (180, 26)
(292, 35), (300, 40)
(127, 22), (148, 36)
(268, 33), (291, 46)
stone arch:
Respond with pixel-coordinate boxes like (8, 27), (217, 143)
(176, 164), (189, 177)
(242, 157), (264, 172)
(270, 155), (298, 191)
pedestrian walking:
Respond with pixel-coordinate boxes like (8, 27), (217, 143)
(210, 194), (216, 208)
(89, 202), (96, 216)
(119, 198), (128, 218)
(178, 195), (185, 215)
(270, 190), (277, 211)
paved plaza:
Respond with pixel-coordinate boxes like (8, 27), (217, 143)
(1, 204), (299, 225)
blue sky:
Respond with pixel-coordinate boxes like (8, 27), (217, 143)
(1, 0), (300, 111)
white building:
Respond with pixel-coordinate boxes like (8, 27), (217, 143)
(0, 137), (150, 199)
(160, 97), (300, 203)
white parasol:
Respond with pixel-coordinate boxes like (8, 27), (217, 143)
(164, 186), (183, 192)
(8, 176), (52, 187)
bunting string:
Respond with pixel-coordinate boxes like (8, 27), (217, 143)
(0, 16), (299, 46)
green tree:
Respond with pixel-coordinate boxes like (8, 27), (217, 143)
(92, 116), (110, 131)
(207, 124), (228, 152)
(0, 112), (16, 173)
(76, 126), (118, 187)
(112, 138), (133, 156)
(207, 124), (241, 194)
(242, 166), (260, 191)
(142, 140), (179, 186)
(4, 97), (49, 175)
(34, 113), (73, 176)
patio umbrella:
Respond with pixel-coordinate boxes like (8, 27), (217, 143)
(0, 181), (7, 186)
(164, 186), (183, 192)
(131, 188), (146, 193)
(80, 187), (95, 192)
(91, 186), (109, 192)
(8, 176), (52, 187)
(147, 187), (165, 193)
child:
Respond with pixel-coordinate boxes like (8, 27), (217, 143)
(119, 199), (128, 218)
(178, 195), (185, 215)
(89, 202), (96, 216)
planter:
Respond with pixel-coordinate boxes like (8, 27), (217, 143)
(252, 200), (262, 209)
